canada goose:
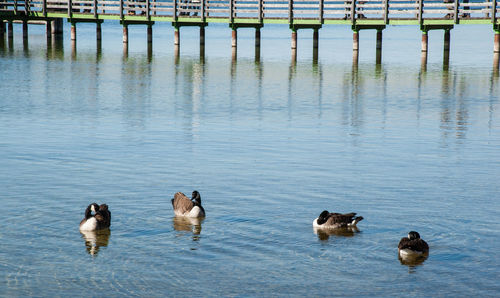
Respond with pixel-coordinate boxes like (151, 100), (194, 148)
(398, 231), (429, 258)
(79, 203), (111, 231)
(171, 190), (205, 218)
(313, 210), (364, 229)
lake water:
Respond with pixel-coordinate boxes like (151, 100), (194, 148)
(1, 21), (499, 296)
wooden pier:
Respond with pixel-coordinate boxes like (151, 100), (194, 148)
(1, 0), (499, 63)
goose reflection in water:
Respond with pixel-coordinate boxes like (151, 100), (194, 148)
(313, 226), (360, 241)
(173, 216), (204, 241)
(80, 229), (111, 256)
(398, 253), (428, 269)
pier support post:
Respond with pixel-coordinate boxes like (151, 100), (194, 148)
(353, 49), (359, 65)
(71, 23), (76, 41)
(494, 30), (500, 53)
(123, 25), (128, 44)
(232, 28), (237, 48)
(174, 45), (180, 64)
(232, 46), (237, 62)
(353, 30), (359, 51)
(123, 43), (128, 59)
(148, 24), (153, 44)
(148, 42), (153, 62)
(174, 27), (180, 46)
(96, 23), (102, 41)
(46, 21), (51, 39)
(376, 30), (383, 64)
(200, 26), (205, 47)
(255, 44), (260, 62)
(376, 29), (382, 52)
(255, 28), (261, 48)
(421, 52), (428, 71)
(8, 21), (13, 39)
(421, 31), (428, 52)
(51, 19), (63, 36)
(22, 21), (28, 39)
(443, 29), (450, 52)
(313, 28), (319, 49)
(291, 29), (297, 50)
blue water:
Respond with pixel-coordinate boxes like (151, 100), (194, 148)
(1, 21), (500, 296)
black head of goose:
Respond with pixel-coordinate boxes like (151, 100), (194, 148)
(79, 203), (111, 231)
(313, 210), (364, 229)
(171, 190), (205, 218)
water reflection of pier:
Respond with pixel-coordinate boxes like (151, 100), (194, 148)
(3, 38), (496, 145)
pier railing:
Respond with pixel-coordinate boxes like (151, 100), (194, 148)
(1, 0), (499, 24)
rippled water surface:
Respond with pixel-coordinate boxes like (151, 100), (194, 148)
(1, 22), (500, 296)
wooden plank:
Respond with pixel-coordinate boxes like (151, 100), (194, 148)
(389, 3), (418, 8)
(323, 4), (347, 8)
(235, 4), (259, 8)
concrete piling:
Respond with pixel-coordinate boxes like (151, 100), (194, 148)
(96, 23), (102, 41)
(174, 27), (179, 46)
(148, 24), (153, 44)
(494, 31), (499, 53)
(71, 23), (76, 41)
(313, 28), (319, 49)
(200, 26), (205, 46)
(231, 28), (237, 48)
(353, 31), (359, 51)
(255, 28), (261, 48)
(421, 31), (428, 52)
(291, 30), (297, 50)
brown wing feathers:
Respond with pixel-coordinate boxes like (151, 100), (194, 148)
(171, 192), (194, 214)
(398, 238), (429, 253)
(327, 213), (359, 225)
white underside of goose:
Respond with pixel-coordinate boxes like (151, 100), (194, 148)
(80, 217), (98, 231)
(312, 218), (358, 229)
(175, 206), (205, 218)
(399, 248), (425, 258)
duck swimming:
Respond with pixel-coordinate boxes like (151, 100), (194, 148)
(313, 210), (364, 229)
(171, 190), (205, 218)
(398, 231), (429, 258)
(79, 203), (111, 231)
